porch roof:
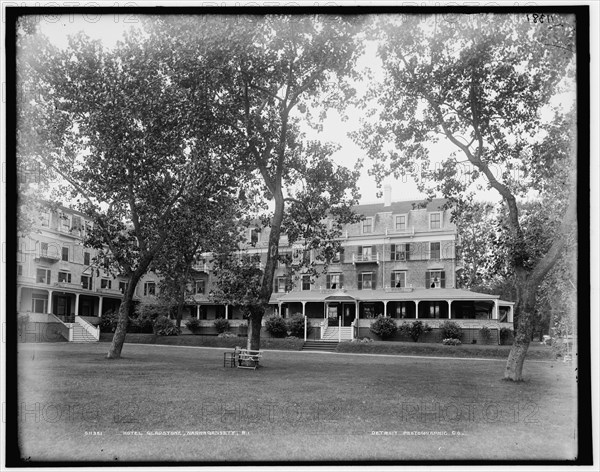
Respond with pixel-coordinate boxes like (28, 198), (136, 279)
(271, 288), (500, 304)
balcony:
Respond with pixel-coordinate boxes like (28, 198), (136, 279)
(352, 253), (380, 265)
(54, 282), (82, 291)
(96, 287), (123, 296)
(34, 253), (61, 263)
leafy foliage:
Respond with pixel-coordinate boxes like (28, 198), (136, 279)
(439, 321), (463, 340)
(442, 338), (462, 346)
(185, 318), (202, 334)
(264, 315), (288, 338)
(479, 326), (492, 340)
(369, 316), (399, 340)
(153, 316), (180, 336)
(213, 318), (231, 334)
(399, 320), (432, 343)
(286, 313), (311, 338)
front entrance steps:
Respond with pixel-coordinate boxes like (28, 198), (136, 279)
(302, 341), (339, 352)
(322, 326), (353, 341)
(65, 322), (99, 343)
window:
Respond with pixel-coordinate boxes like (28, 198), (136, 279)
(301, 275), (311, 291)
(249, 228), (260, 245)
(391, 243), (409, 261)
(81, 275), (93, 290)
(84, 252), (90, 266)
(17, 264), (23, 276)
(430, 242), (441, 260)
(40, 212), (50, 227)
(426, 270), (445, 289)
(40, 242), (49, 257)
(36, 268), (51, 284)
(101, 279), (112, 289)
(430, 213), (441, 229)
(391, 271), (406, 288)
(62, 247), (69, 262)
(119, 281), (129, 294)
(71, 216), (82, 235)
(332, 248), (344, 263)
(326, 273), (343, 290)
(60, 213), (71, 232)
(395, 215), (406, 231)
(429, 302), (441, 318)
(194, 280), (206, 295)
(144, 282), (156, 296)
(31, 294), (48, 313)
(358, 272), (374, 290)
(58, 271), (71, 283)
(362, 217), (373, 234)
(358, 246), (372, 262)
(275, 277), (289, 293)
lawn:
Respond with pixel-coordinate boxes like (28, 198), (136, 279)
(16, 342), (578, 463)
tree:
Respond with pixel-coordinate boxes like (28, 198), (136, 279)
(18, 26), (241, 359)
(154, 192), (242, 329)
(146, 15), (365, 350)
(358, 14), (578, 380)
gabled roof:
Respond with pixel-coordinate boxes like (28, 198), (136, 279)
(353, 198), (449, 218)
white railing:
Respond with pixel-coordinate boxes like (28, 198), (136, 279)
(75, 316), (100, 340)
(319, 317), (329, 340)
(353, 253), (380, 263)
(385, 287), (414, 293)
(385, 226), (415, 236)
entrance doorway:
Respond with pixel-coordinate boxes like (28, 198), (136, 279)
(342, 303), (356, 327)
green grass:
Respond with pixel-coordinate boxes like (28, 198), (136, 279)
(17, 343), (578, 463)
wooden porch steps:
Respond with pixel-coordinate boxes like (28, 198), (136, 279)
(302, 341), (339, 352)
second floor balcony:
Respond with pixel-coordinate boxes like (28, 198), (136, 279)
(352, 252), (380, 264)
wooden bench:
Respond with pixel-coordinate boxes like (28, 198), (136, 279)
(236, 349), (263, 370)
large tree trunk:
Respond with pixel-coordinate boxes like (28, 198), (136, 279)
(247, 307), (265, 351)
(504, 283), (536, 381)
(107, 264), (151, 359)
(175, 279), (186, 329)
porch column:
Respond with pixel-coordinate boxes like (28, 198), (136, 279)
(196, 305), (200, 320)
(324, 302), (328, 319)
(492, 299), (499, 320)
(225, 305), (229, 320)
(383, 301), (387, 317)
(75, 293), (80, 317)
(509, 305), (514, 323)
(48, 289), (54, 314)
(301, 301), (306, 317)
(447, 300), (453, 319)
(414, 300), (419, 319)
(278, 301), (283, 318)
(98, 296), (103, 317)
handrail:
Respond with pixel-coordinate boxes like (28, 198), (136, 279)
(75, 315), (100, 340)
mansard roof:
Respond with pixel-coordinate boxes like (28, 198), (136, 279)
(353, 198), (449, 218)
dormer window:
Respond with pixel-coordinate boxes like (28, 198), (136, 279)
(395, 215), (406, 231)
(362, 217), (373, 234)
(429, 212), (441, 230)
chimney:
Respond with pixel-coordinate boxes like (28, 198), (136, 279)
(384, 184), (392, 207)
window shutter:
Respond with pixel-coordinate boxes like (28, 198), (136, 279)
(339, 274), (344, 288)
(390, 271), (396, 287)
(357, 246), (363, 257)
(441, 271), (446, 288)
(326, 274), (331, 289)
(406, 243), (411, 260)
(358, 275), (363, 290)
(372, 272), (377, 290)
(425, 272), (430, 289)
(339, 248), (345, 263)
(286, 277), (292, 292)
(391, 244), (396, 261)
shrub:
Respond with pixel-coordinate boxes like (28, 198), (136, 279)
(99, 310), (118, 333)
(185, 318), (202, 333)
(264, 315), (287, 338)
(399, 320), (432, 342)
(213, 318), (230, 334)
(439, 321), (463, 340)
(128, 315), (154, 334)
(442, 338), (462, 346)
(480, 326), (492, 340)
(286, 313), (311, 338)
(153, 315), (180, 336)
(352, 336), (373, 343)
(135, 300), (172, 320)
(500, 327), (514, 345)
(369, 316), (399, 340)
